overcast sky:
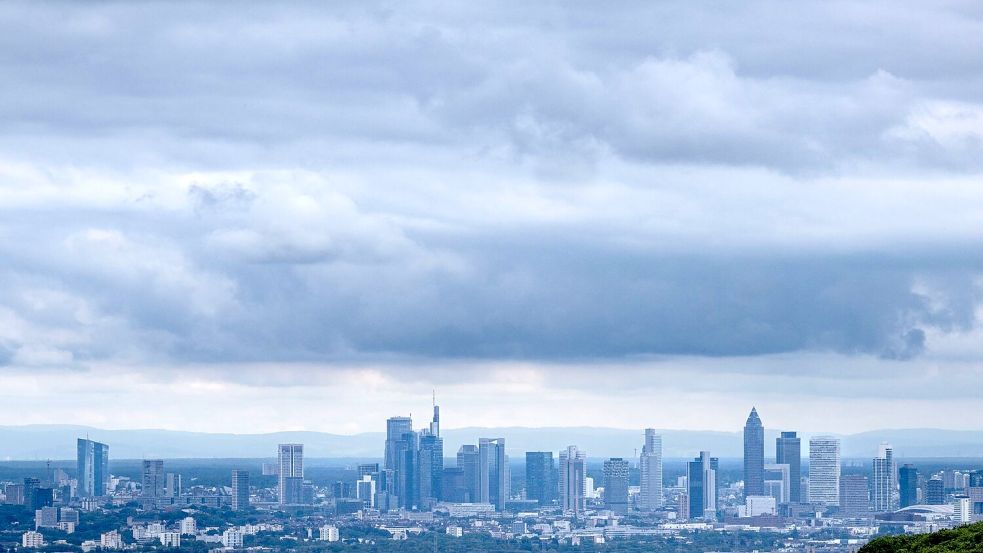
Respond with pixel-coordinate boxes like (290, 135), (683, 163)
(2, 1), (983, 435)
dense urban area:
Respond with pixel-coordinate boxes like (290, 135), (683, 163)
(1, 405), (979, 553)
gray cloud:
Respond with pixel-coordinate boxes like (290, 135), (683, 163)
(0, 0), (982, 376)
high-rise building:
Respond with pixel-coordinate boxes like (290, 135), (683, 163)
(165, 473), (182, 498)
(839, 474), (870, 516)
(808, 436), (840, 506)
(871, 443), (895, 512)
(743, 408), (764, 498)
(278, 444), (304, 505)
(417, 432), (443, 509)
(384, 417), (413, 472)
(775, 431), (801, 503)
(77, 439), (109, 498)
(457, 445), (480, 502)
(926, 478), (944, 505)
(141, 460), (165, 498)
(639, 429), (663, 510)
(687, 451), (716, 520)
(395, 430), (418, 509)
(23, 478), (40, 509)
(231, 470), (249, 511)
(899, 464), (918, 509)
(525, 452), (555, 505)
(479, 438), (506, 511)
(764, 464), (790, 504)
(559, 446), (586, 516)
(602, 458), (630, 514)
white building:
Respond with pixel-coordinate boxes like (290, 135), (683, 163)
(952, 497), (971, 525)
(222, 528), (244, 548)
(318, 525), (339, 542)
(560, 446), (587, 514)
(871, 443), (896, 512)
(742, 495), (777, 517)
(101, 530), (124, 550)
(639, 430), (664, 510)
(808, 436), (841, 506)
(180, 517), (197, 535)
(22, 531), (45, 548)
(446, 526), (463, 537)
(159, 532), (181, 548)
(446, 503), (496, 517)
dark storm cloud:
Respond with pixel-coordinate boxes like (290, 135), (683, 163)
(0, 0), (982, 370)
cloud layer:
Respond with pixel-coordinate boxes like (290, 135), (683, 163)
(1, 0), (983, 431)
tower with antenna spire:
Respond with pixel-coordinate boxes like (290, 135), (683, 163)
(430, 390), (440, 437)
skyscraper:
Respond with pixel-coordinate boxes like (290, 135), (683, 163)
(687, 451), (716, 520)
(603, 458), (630, 514)
(871, 443), (895, 512)
(384, 417), (413, 472)
(231, 470), (249, 511)
(165, 473), (182, 498)
(743, 408), (765, 499)
(417, 406), (443, 510)
(808, 436), (840, 506)
(456, 445), (480, 502)
(559, 445), (586, 516)
(899, 464), (918, 509)
(141, 460), (165, 498)
(479, 438), (506, 510)
(77, 438), (109, 498)
(525, 452), (555, 505)
(839, 474), (870, 516)
(278, 444), (304, 505)
(639, 429), (663, 510)
(775, 431), (801, 503)
(926, 478), (944, 505)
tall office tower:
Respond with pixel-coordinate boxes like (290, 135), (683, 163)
(525, 452), (555, 505)
(764, 464), (791, 504)
(278, 444), (304, 505)
(457, 445), (480, 502)
(77, 439), (109, 498)
(839, 475), (870, 516)
(559, 446), (586, 516)
(775, 431), (802, 503)
(479, 438), (507, 511)
(141, 460), (165, 498)
(165, 473), (182, 498)
(899, 464), (918, 508)
(602, 458), (630, 514)
(395, 430), (419, 509)
(926, 478), (944, 505)
(743, 408), (765, 498)
(231, 470), (249, 511)
(23, 478), (40, 509)
(871, 443), (895, 512)
(429, 394), (440, 437)
(808, 436), (840, 506)
(384, 416), (413, 471)
(639, 429), (663, 510)
(417, 433), (443, 509)
(687, 451), (717, 520)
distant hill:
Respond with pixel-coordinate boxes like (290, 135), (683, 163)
(860, 522), (983, 552)
(2, 424), (983, 460)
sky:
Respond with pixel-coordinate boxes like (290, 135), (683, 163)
(2, 1), (983, 435)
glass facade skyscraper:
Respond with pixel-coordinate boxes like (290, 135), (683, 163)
(639, 429), (663, 510)
(602, 457), (630, 514)
(775, 431), (801, 503)
(687, 451), (716, 520)
(743, 407), (764, 498)
(479, 438), (506, 511)
(559, 445), (586, 516)
(899, 464), (917, 509)
(871, 443), (895, 512)
(77, 438), (109, 498)
(278, 444), (304, 505)
(525, 452), (555, 505)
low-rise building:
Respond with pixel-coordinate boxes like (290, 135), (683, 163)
(22, 531), (45, 548)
